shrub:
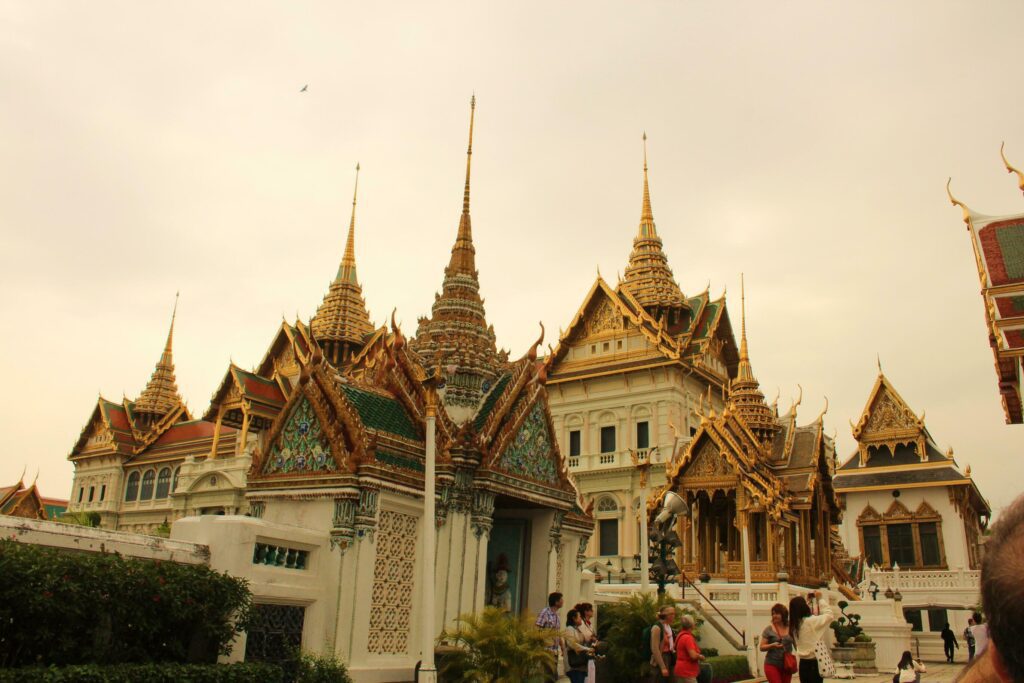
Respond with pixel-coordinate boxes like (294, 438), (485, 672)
(285, 652), (354, 683)
(829, 600), (863, 645)
(0, 662), (283, 682)
(0, 538), (252, 667)
(595, 593), (703, 683)
(438, 607), (556, 682)
(706, 655), (750, 683)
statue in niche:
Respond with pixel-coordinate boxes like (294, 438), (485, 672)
(486, 554), (513, 613)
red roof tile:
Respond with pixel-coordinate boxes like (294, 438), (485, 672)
(152, 420), (234, 446)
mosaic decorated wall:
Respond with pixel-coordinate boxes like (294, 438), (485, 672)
(497, 402), (559, 484)
(263, 396), (337, 475)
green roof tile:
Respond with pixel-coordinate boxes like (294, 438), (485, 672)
(474, 373), (513, 430)
(340, 385), (419, 440)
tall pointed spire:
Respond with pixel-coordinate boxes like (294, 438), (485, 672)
(639, 132), (655, 237)
(312, 163), (375, 366)
(337, 162), (360, 284)
(412, 95), (503, 417)
(134, 294), (185, 420)
(448, 94), (477, 276)
(728, 276), (777, 444)
(621, 133), (687, 321)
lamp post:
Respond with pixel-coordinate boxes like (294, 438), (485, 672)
(631, 447), (657, 593)
(606, 560), (614, 584)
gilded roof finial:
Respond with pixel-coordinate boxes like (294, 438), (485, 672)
(165, 291), (179, 355)
(134, 294), (184, 417)
(876, 353), (883, 375)
(947, 178), (972, 225)
(1001, 142), (1024, 194)
(463, 94), (476, 215)
(338, 163), (360, 284)
(638, 131), (656, 238)
(739, 273), (749, 363)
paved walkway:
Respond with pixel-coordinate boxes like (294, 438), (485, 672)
(825, 662), (965, 683)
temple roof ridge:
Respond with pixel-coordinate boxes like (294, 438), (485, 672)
(134, 295), (185, 417)
(621, 133), (686, 312)
(311, 164), (375, 349)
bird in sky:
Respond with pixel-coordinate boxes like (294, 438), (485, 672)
(300, 84), (308, 92)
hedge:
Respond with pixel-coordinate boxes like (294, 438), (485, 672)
(0, 663), (283, 683)
(0, 538), (252, 667)
(706, 655), (751, 683)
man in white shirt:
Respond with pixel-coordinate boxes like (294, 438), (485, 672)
(969, 611), (989, 657)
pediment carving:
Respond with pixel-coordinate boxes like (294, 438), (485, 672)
(857, 504), (881, 523)
(883, 499), (912, 520)
(864, 391), (918, 435)
(686, 439), (732, 479)
(585, 296), (623, 337)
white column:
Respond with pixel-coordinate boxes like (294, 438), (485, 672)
(640, 482), (650, 593)
(741, 524), (756, 675)
(420, 406), (438, 682)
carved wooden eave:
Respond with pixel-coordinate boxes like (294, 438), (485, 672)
(130, 402), (191, 453)
(255, 320), (314, 379)
(69, 399), (118, 459)
(477, 357), (534, 444)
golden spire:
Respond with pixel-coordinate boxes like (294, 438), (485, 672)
(337, 162), (360, 284)
(311, 164), (374, 363)
(1001, 142), (1024, 194)
(621, 132), (686, 314)
(639, 132), (655, 237)
(727, 276), (776, 443)
(447, 94), (478, 276)
(134, 294), (184, 418)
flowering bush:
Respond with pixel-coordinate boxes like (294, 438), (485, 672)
(0, 538), (252, 667)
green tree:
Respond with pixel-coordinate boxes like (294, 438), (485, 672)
(438, 607), (556, 683)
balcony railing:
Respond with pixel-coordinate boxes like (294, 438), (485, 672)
(859, 566), (980, 595)
(568, 448), (658, 471)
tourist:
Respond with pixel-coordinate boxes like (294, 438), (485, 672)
(536, 592), (564, 683)
(573, 602), (598, 683)
(673, 614), (704, 683)
(895, 650), (927, 683)
(964, 617), (976, 661)
(761, 603), (795, 683)
(940, 622), (959, 663)
(789, 591), (833, 683)
(649, 604), (676, 683)
(564, 608), (594, 683)
(969, 611), (988, 657)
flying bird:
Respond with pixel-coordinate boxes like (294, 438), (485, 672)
(300, 84), (308, 92)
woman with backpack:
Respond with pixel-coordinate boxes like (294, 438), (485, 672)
(789, 591), (834, 683)
(760, 603), (796, 683)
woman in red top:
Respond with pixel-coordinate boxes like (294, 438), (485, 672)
(673, 615), (704, 683)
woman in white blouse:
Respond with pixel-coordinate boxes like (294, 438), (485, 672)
(787, 591), (834, 683)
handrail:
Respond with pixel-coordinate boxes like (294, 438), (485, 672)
(681, 572), (746, 648)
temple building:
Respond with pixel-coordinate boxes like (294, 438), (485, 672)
(948, 144), (1024, 424)
(65, 301), (252, 532)
(61, 98), (593, 680)
(545, 136), (839, 583)
(1, 475), (66, 520)
(834, 369), (990, 661)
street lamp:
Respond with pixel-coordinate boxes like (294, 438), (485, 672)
(633, 553), (642, 571)
(606, 559), (614, 584)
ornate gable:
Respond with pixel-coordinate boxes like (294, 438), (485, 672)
(883, 499), (913, 520)
(852, 373), (927, 465)
(262, 395), (341, 475)
(493, 400), (559, 485)
(686, 438), (733, 479)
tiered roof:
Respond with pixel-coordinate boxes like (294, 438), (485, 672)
(412, 96), (505, 414)
(728, 276), (777, 443)
(621, 135), (688, 323)
(133, 299), (185, 420)
(311, 164), (375, 365)
(949, 144), (1024, 424)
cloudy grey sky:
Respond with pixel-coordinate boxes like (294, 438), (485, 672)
(2, 1), (1021, 514)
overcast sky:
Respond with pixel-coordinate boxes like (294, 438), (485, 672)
(2, 1), (1021, 516)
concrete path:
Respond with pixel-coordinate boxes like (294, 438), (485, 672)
(825, 662), (965, 683)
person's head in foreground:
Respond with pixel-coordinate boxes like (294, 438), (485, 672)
(982, 492), (1024, 682)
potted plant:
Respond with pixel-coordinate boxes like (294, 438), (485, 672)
(830, 601), (876, 673)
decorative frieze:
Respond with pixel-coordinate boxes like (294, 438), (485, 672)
(355, 488), (379, 543)
(471, 489), (496, 539)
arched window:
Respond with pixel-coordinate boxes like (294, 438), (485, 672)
(155, 468), (171, 499)
(172, 467), (180, 493)
(597, 497), (619, 513)
(125, 472), (140, 502)
(140, 470), (155, 500)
